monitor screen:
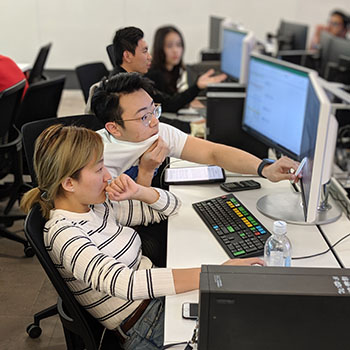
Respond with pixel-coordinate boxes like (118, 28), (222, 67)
(242, 55), (309, 159)
(221, 27), (247, 81)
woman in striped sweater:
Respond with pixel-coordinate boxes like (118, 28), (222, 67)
(21, 124), (264, 350)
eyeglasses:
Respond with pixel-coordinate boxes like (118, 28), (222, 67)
(122, 104), (162, 127)
(329, 21), (343, 27)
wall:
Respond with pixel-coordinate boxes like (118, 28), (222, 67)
(0, 0), (348, 70)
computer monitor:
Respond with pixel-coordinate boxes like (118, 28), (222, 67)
(220, 25), (255, 84)
(209, 15), (224, 50)
(323, 35), (350, 80)
(242, 53), (340, 224)
(277, 20), (308, 51)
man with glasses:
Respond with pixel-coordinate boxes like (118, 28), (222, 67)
(92, 72), (299, 268)
(310, 9), (349, 49)
(92, 73), (299, 186)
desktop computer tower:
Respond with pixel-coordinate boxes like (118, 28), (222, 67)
(198, 265), (350, 350)
(206, 92), (268, 159)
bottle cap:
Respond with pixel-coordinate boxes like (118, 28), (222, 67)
(273, 220), (287, 235)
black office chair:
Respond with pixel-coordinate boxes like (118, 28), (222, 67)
(24, 204), (119, 349)
(27, 43), (52, 85)
(21, 115), (109, 345)
(0, 79), (33, 256)
(106, 44), (116, 67)
(14, 75), (66, 131)
(22, 114), (103, 185)
(75, 62), (109, 102)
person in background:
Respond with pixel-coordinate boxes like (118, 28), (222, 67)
(20, 124), (264, 350)
(147, 25), (205, 110)
(0, 54), (28, 95)
(111, 26), (224, 112)
(147, 26), (188, 95)
(86, 26), (225, 133)
(310, 9), (349, 49)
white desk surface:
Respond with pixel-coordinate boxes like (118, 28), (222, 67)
(320, 212), (350, 268)
(164, 163), (342, 346)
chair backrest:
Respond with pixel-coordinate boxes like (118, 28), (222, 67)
(0, 80), (26, 140)
(21, 114), (104, 185)
(15, 75), (66, 130)
(28, 43), (52, 84)
(106, 44), (116, 67)
(75, 62), (109, 102)
(24, 204), (104, 350)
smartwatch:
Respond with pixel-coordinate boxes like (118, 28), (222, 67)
(257, 158), (275, 178)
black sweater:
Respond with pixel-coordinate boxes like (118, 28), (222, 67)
(111, 66), (199, 113)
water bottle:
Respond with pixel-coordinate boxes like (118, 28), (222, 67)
(264, 221), (292, 267)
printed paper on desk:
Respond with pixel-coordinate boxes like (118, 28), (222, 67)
(164, 165), (225, 185)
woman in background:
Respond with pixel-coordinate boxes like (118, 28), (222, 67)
(147, 26), (188, 95)
(148, 25), (208, 110)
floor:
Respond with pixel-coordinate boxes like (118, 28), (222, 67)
(0, 89), (86, 350)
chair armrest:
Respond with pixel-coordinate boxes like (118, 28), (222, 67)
(0, 127), (22, 151)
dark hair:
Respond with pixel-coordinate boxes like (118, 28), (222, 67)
(91, 73), (154, 128)
(151, 26), (185, 94)
(113, 27), (144, 66)
(331, 10), (350, 28)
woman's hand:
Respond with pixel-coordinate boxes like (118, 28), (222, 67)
(106, 174), (140, 201)
(106, 174), (160, 204)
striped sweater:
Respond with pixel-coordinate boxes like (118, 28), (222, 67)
(44, 188), (180, 330)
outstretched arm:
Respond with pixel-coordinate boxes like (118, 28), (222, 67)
(180, 136), (299, 183)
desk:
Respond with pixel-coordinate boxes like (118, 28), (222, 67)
(320, 213), (350, 268)
(164, 165), (341, 347)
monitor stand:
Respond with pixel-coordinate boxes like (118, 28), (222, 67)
(256, 190), (341, 225)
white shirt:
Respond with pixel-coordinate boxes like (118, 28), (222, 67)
(97, 122), (188, 179)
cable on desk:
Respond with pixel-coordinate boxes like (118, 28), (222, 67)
(162, 321), (198, 349)
(162, 341), (189, 349)
(329, 185), (350, 219)
(292, 232), (350, 260)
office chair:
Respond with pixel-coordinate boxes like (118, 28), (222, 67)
(22, 114), (103, 184)
(106, 44), (116, 67)
(27, 43), (52, 84)
(0, 79), (33, 256)
(24, 204), (119, 349)
(14, 75), (66, 131)
(75, 62), (109, 102)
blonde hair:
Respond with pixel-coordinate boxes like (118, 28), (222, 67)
(21, 124), (104, 219)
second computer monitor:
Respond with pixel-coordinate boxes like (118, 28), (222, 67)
(220, 26), (255, 84)
(278, 20), (308, 51)
(242, 53), (339, 224)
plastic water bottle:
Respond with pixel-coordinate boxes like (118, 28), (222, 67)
(264, 221), (292, 267)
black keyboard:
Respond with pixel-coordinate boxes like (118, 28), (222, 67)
(193, 193), (271, 258)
